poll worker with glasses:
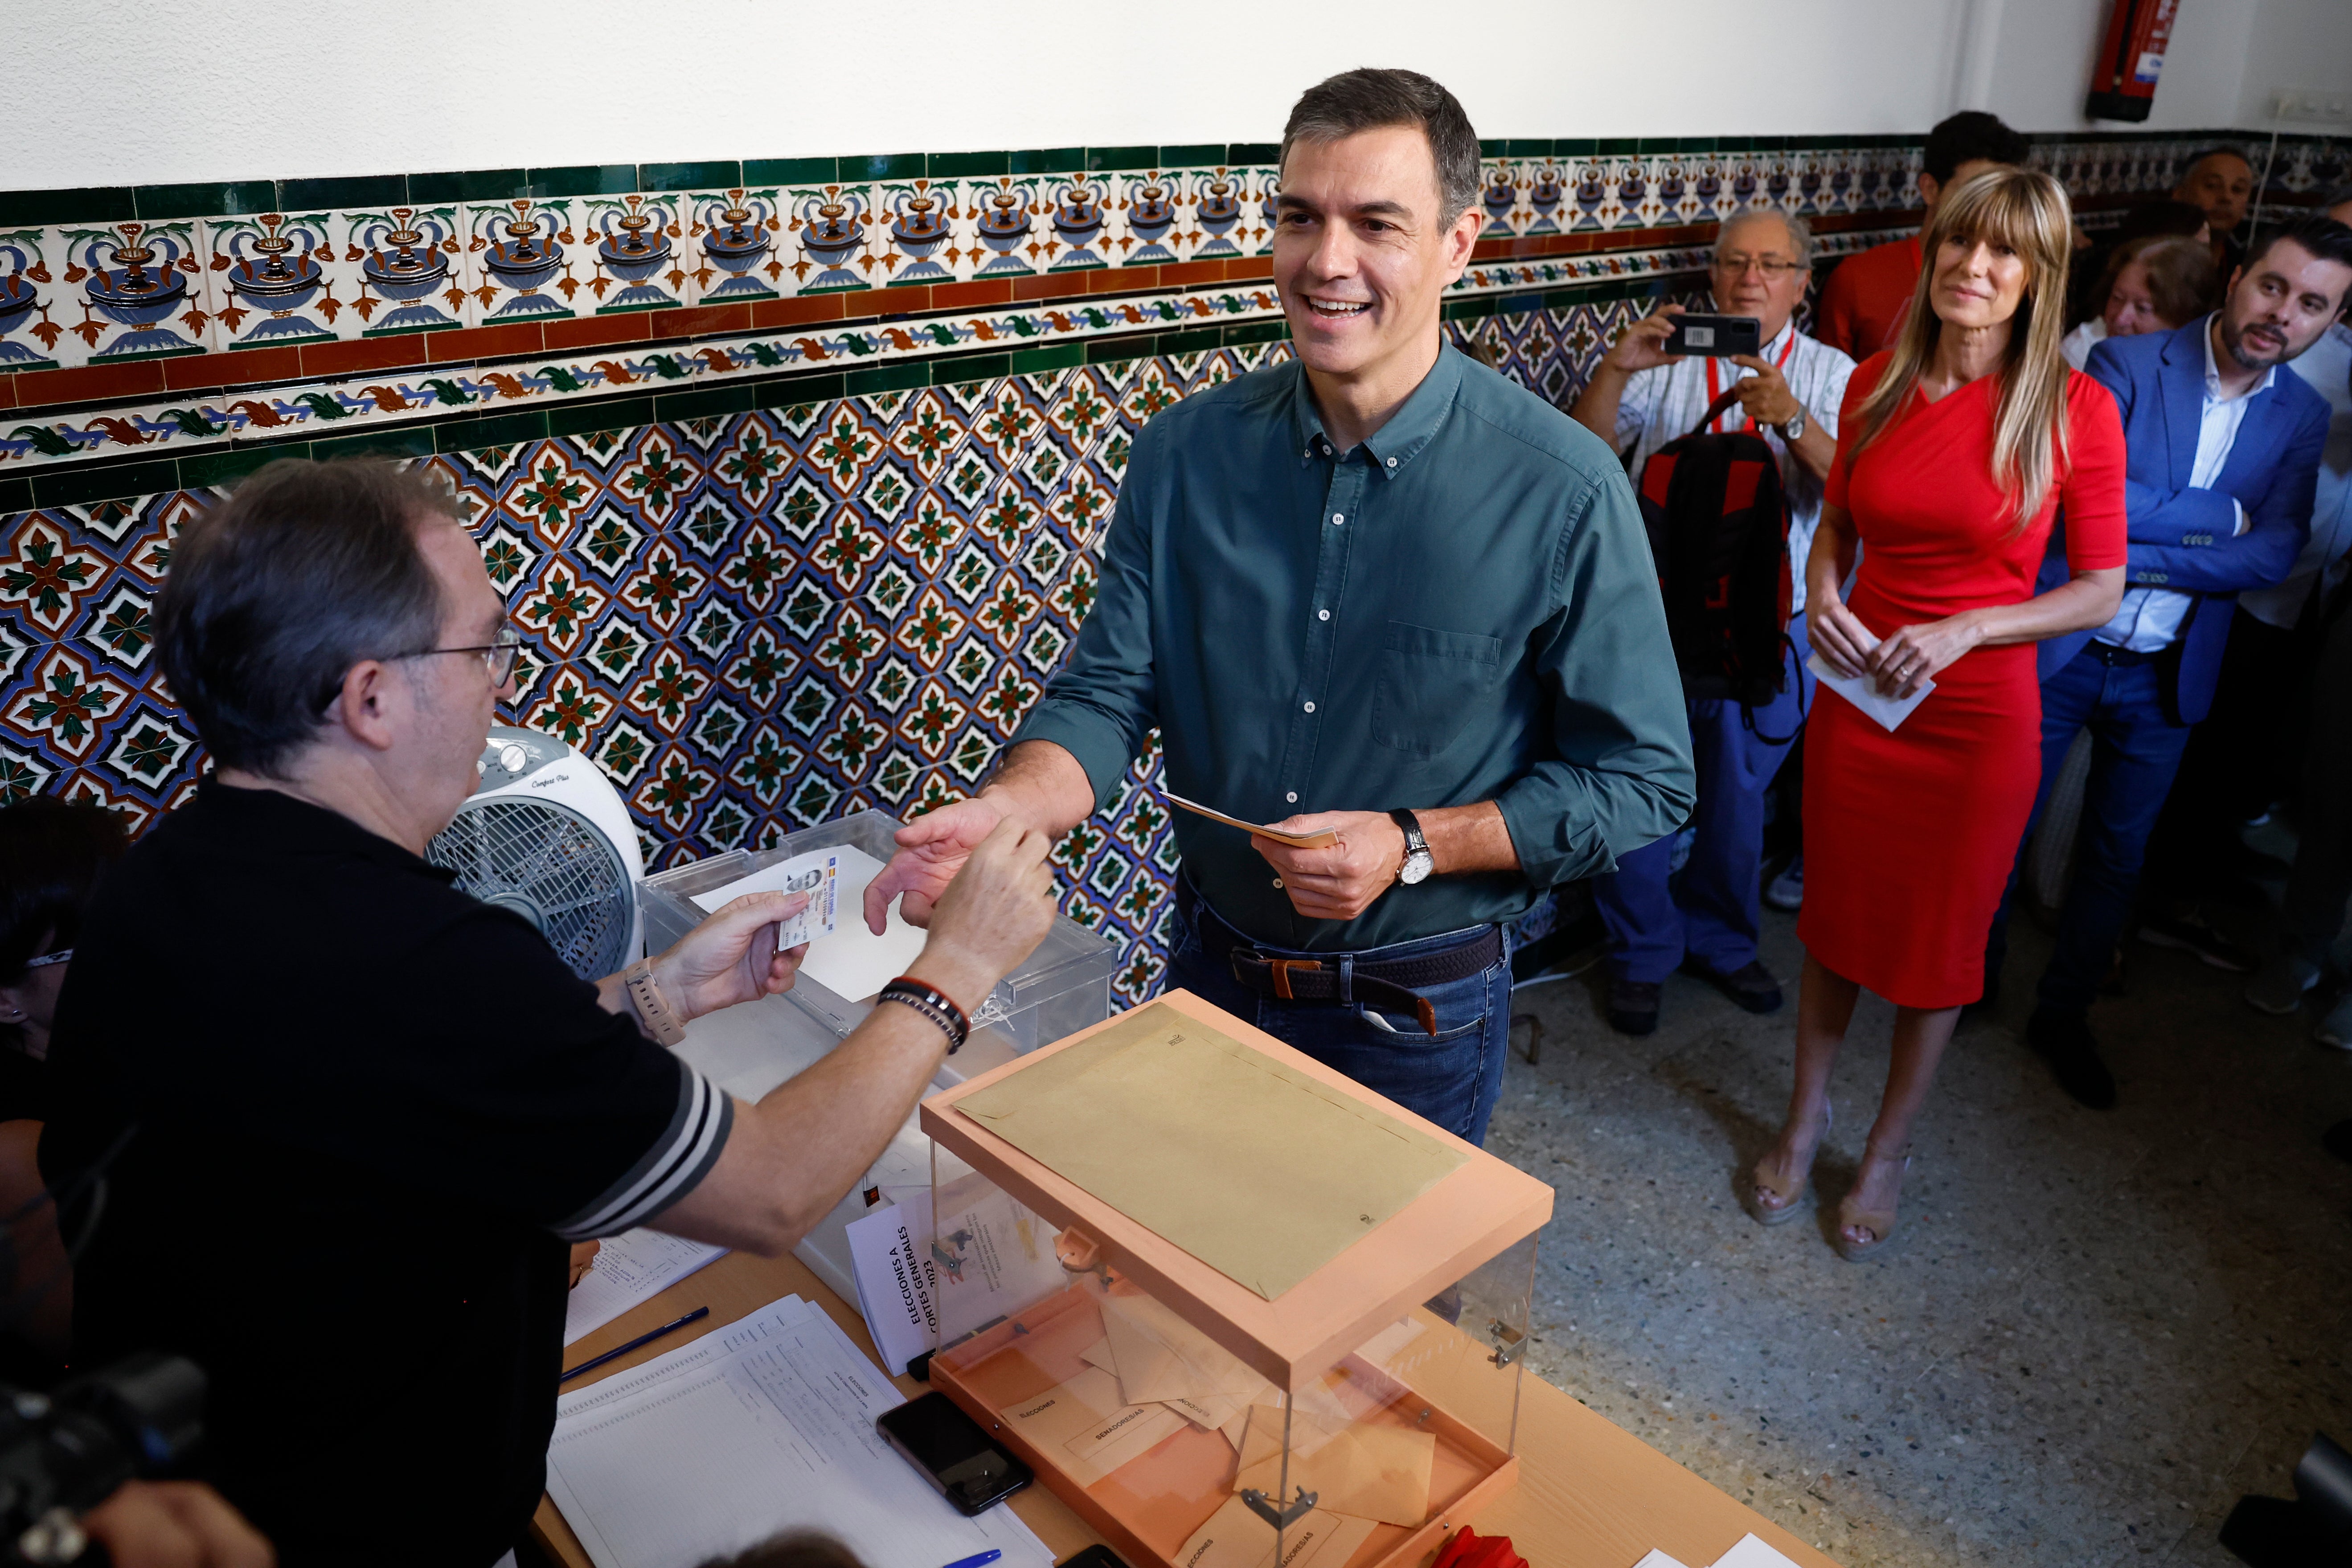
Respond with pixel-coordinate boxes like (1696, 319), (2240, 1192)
(1568, 208), (1857, 1036)
(37, 459), (1062, 1568)
(866, 68), (1694, 1148)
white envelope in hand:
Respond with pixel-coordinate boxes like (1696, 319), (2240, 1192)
(1807, 630), (1934, 734)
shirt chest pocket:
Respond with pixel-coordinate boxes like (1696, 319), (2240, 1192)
(1369, 621), (1506, 758)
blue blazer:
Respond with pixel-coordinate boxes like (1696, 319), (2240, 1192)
(2037, 316), (2328, 724)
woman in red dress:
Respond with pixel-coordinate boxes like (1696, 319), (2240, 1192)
(1744, 169), (2128, 1259)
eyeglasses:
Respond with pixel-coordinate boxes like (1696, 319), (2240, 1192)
(387, 626), (524, 686)
(21, 950), (69, 970)
(1713, 254), (1806, 279)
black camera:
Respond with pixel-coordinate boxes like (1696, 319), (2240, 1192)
(0, 1353), (205, 1565)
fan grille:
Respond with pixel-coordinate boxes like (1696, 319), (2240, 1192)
(427, 798), (633, 981)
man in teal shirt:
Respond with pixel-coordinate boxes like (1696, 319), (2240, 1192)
(869, 68), (1692, 1142)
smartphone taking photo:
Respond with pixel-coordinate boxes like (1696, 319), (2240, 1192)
(1664, 313), (1762, 358)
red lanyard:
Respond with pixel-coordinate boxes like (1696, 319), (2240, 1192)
(1705, 329), (1799, 434)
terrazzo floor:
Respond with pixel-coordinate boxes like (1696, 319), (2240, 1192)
(1492, 883), (2352, 1568)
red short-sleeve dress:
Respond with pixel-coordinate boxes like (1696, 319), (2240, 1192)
(1798, 354), (2127, 1008)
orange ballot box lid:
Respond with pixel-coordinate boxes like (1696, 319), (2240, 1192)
(920, 989), (1555, 1390)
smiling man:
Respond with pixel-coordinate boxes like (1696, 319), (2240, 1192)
(866, 68), (1692, 1143)
(1982, 213), (2352, 1108)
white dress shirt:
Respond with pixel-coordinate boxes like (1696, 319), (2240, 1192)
(2061, 318), (2108, 373)
(1614, 318), (1857, 614)
(2095, 317), (2270, 653)
(2237, 321), (2352, 630)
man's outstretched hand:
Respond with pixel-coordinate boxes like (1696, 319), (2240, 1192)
(863, 795), (1008, 933)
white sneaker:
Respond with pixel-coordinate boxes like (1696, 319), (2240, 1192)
(2319, 991), (2352, 1051)
(2245, 954), (2322, 1016)
(1764, 859), (1803, 912)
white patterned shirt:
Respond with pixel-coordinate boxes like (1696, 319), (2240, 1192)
(1612, 318), (1856, 614)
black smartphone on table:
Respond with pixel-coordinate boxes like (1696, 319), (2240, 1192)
(876, 1391), (1033, 1515)
(1665, 312), (1762, 357)
(1057, 1549), (1131, 1568)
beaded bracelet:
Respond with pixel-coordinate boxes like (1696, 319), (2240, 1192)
(877, 975), (970, 1054)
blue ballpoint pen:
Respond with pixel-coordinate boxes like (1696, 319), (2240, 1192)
(939, 1552), (1001, 1568)
(558, 1305), (710, 1383)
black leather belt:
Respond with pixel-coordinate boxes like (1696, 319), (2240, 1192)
(2087, 641), (2157, 666)
(1176, 879), (1502, 1037)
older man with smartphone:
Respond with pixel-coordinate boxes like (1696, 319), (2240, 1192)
(1567, 208), (1856, 1036)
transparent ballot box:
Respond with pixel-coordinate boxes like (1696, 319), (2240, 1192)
(639, 808), (1115, 1082)
(919, 989), (1552, 1568)
(643, 809), (1115, 1302)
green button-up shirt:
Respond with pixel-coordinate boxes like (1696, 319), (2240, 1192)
(1013, 343), (1695, 951)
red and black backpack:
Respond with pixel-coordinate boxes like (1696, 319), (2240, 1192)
(1633, 387), (1797, 721)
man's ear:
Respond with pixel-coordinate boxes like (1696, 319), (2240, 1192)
(1442, 203), (1481, 280)
(1917, 171), (1941, 210)
(327, 659), (405, 753)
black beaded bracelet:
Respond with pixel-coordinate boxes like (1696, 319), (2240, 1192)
(877, 975), (971, 1054)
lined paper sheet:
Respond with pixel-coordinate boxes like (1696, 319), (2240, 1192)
(547, 1294), (1049, 1568)
(563, 1229), (728, 1346)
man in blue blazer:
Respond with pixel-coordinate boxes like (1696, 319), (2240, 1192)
(1986, 213), (2352, 1108)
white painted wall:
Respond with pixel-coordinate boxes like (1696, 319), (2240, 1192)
(2233, 0), (2352, 127)
(8, 0), (2341, 191)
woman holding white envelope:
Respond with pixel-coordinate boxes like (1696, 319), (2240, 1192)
(1743, 169), (2128, 1259)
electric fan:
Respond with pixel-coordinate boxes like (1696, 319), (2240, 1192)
(425, 725), (645, 980)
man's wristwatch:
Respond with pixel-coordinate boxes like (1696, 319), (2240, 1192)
(1778, 407), (1806, 442)
(1391, 809), (1434, 885)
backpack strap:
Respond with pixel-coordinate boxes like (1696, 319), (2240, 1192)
(1683, 386), (1746, 442)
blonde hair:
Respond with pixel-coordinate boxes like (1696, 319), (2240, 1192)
(1849, 167), (2079, 531)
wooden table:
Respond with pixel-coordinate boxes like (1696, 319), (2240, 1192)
(533, 1248), (1840, 1568)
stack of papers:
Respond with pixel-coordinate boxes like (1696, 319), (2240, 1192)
(1634, 1531), (1805, 1568)
(545, 1294), (1051, 1568)
(562, 1229), (727, 1346)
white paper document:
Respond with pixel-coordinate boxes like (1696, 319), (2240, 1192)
(689, 846), (842, 949)
(1631, 1553), (1693, 1568)
(693, 843), (926, 1002)
(563, 1229), (728, 1346)
(1807, 641), (1934, 733)
(547, 1293), (1050, 1568)
(844, 1192), (938, 1375)
(1710, 1534), (1804, 1568)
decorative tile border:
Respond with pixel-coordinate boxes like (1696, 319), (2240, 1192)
(9, 126), (2338, 499)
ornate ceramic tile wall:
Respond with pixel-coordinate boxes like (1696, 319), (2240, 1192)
(2, 123), (2342, 992)
(0, 307), (1637, 998)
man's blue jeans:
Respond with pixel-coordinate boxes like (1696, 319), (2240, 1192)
(1592, 634), (1810, 983)
(1984, 645), (2195, 1017)
(1160, 886), (1516, 1146)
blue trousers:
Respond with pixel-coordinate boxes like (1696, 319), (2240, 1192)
(1984, 647), (2195, 1017)
(1593, 633), (1811, 984)
(1161, 888), (1516, 1146)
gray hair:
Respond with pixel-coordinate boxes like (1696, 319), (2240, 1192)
(156, 458), (455, 777)
(1280, 68), (1483, 227)
(1715, 207), (1815, 270)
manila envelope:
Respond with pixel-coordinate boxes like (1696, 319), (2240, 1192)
(998, 1366), (1188, 1486)
(1173, 1493), (1380, 1568)
(1086, 1322), (1256, 1433)
(1230, 1402), (1435, 1527)
(1100, 1290), (1270, 1406)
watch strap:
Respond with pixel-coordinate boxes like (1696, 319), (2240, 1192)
(623, 958), (688, 1047)
(1389, 808), (1432, 881)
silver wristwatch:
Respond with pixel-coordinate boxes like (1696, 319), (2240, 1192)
(1391, 809), (1434, 885)
(1779, 407), (1806, 442)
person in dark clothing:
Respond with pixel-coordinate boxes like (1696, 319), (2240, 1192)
(0, 796), (125, 1367)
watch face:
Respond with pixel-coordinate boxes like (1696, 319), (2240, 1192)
(1399, 852), (1434, 885)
